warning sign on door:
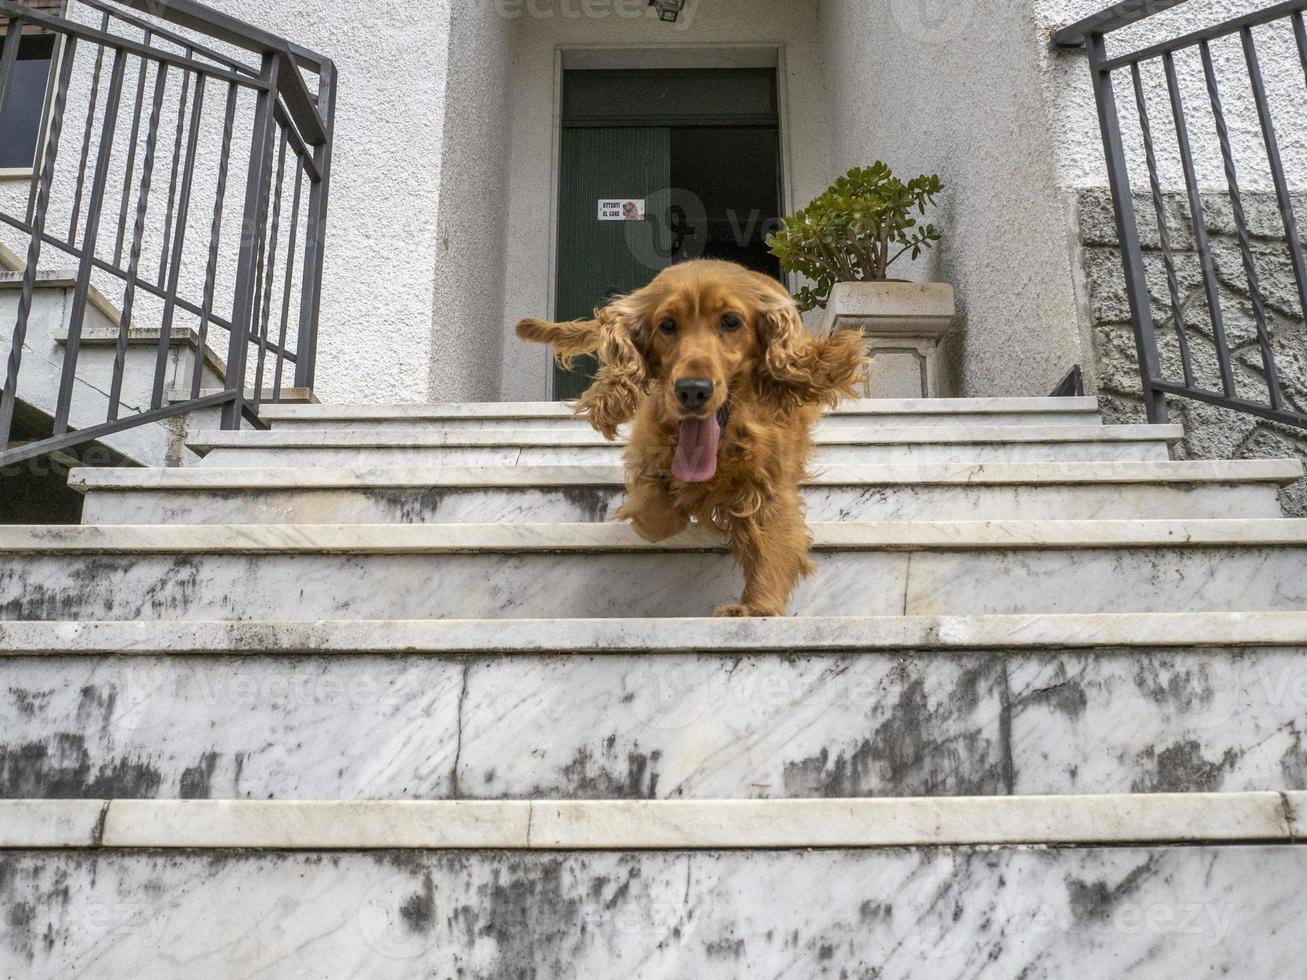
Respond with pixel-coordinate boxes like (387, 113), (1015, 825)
(598, 199), (645, 221)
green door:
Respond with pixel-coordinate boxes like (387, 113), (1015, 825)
(553, 126), (671, 400)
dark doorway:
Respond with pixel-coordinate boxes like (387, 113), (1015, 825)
(552, 67), (783, 400)
(669, 126), (781, 277)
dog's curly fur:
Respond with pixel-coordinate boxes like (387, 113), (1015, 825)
(517, 259), (867, 617)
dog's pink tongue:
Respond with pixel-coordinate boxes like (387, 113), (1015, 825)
(671, 415), (721, 483)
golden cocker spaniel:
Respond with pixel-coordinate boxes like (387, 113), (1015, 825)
(517, 259), (867, 617)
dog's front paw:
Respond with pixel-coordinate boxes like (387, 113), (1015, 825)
(618, 503), (688, 543)
(713, 603), (783, 618)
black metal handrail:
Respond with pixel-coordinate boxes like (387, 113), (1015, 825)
(0, 0), (335, 467)
(1055, 0), (1307, 429)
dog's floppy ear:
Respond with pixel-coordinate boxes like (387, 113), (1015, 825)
(574, 296), (651, 440)
(751, 274), (867, 410)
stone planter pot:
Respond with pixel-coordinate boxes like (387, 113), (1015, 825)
(819, 281), (956, 398)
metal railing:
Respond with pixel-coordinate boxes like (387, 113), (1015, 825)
(1055, 0), (1307, 428)
(0, 0), (334, 467)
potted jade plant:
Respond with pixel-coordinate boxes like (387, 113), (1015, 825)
(767, 162), (954, 397)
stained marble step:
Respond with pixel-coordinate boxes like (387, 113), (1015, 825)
(4, 614), (1307, 802)
(3, 520), (1307, 621)
(3, 837), (1303, 980)
(187, 423), (1181, 467)
(258, 395), (1103, 431)
(70, 459), (1301, 525)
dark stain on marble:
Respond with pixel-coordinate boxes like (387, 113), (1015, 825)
(782, 662), (1004, 797)
(180, 751), (220, 799)
(1279, 731), (1307, 787)
(8, 687), (52, 718)
(1131, 658), (1232, 717)
(451, 856), (585, 978)
(0, 735), (161, 798)
(400, 875), (436, 933)
(1016, 668), (1089, 720)
(560, 486), (618, 523)
(4, 901), (36, 962)
(75, 684), (118, 735)
(529, 743), (661, 799)
(704, 935), (745, 959)
(367, 487), (449, 524)
(1132, 739), (1239, 793)
(2, 555), (208, 620)
(1066, 856), (1157, 924)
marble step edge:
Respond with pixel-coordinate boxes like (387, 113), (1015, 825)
(67, 458), (1306, 492)
(4, 519), (1307, 554)
(186, 423), (1182, 451)
(4, 792), (1303, 850)
(257, 396), (1103, 422)
(2, 611), (1306, 655)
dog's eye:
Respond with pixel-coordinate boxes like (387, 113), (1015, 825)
(659, 318), (677, 335)
(720, 313), (743, 332)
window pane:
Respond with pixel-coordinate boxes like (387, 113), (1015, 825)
(0, 34), (56, 169)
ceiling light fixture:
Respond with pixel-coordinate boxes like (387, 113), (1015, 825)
(649, 0), (685, 23)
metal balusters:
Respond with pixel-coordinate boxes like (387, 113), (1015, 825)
(0, 13), (26, 123)
(296, 61), (335, 390)
(1162, 50), (1236, 397)
(53, 45), (127, 435)
(1293, 10), (1307, 85)
(74, 0), (257, 80)
(1130, 60), (1194, 388)
(0, 34), (77, 450)
(112, 36), (150, 268)
(150, 70), (205, 409)
(1057, 0), (1307, 432)
(274, 166), (304, 395)
(68, 11), (110, 245)
(1242, 25), (1307, 327)
(191, 80), (239, 401)
(108, 59), (168, 421)
(1200, 39), (1283, 410)
(157, 56), (190, 287)
(1087, 33), (1169, 423)
(0, 0), (333, 467)
(252, 130), (289, 413)
(25, 32), (62, 226)
(222, 50), (280, 430)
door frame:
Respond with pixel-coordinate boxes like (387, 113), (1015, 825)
(544, 44), (795, 399)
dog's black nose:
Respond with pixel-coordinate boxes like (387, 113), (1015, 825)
(675, 378), (714, 411)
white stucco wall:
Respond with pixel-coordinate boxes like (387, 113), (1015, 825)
(496, 0), (833, 401)
(428, 0), (513, 402)
(818, 0), (1085, 398)
(204, 0), (450, 404)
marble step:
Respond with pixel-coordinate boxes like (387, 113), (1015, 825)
(3, 520), (1307, 620)
(187, 423), (1182, 467)
(3, 613), (1306, 801)
(5, 792), (1301, 849)
(3, 831), (1302, 980)
(258, 395), (1103, 431)
(70, 459), (1301, 525)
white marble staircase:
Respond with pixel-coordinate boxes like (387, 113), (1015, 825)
(3, 395), (1307, 978)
